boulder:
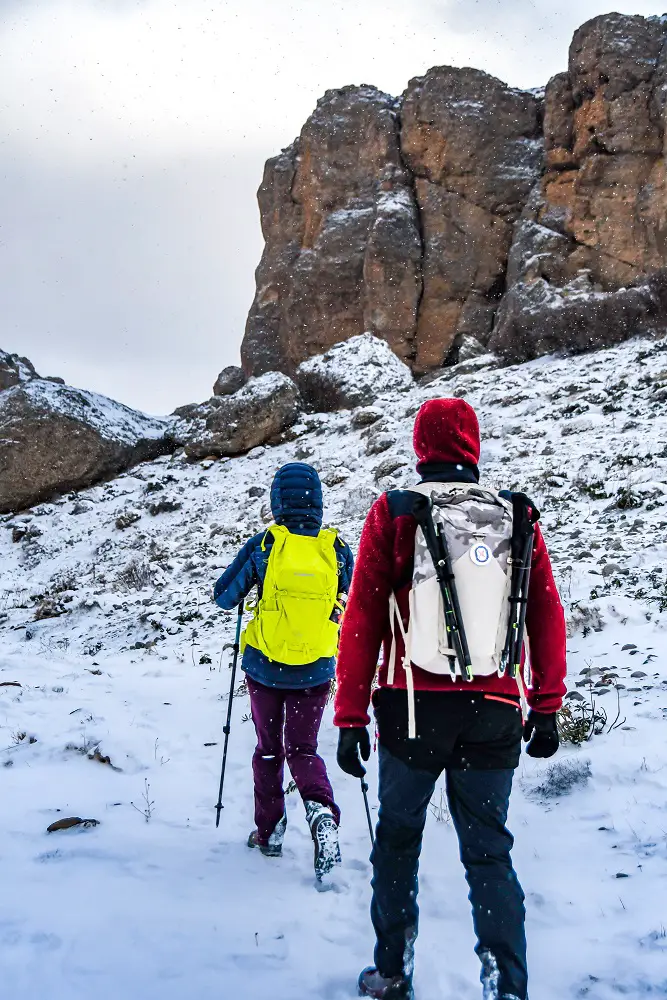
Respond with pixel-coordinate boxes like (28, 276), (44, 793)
(294, 334), (413, 412)
(346, 483), (380, 518)
(173, 372), (301, 460)
(213, 365), (246, 396)
(490, 269), (667, 362)
(0, 380), (173, 514)
(351, 405), (384, 428)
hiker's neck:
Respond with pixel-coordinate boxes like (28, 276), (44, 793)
(274, 514), (322, 535)
(417, 461), (480, 484)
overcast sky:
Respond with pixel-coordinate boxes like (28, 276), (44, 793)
(0, 0), (662, 414)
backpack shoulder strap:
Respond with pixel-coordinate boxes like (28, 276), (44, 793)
(318, 527), (339, 548)
(498, 491), (541, 562)
(262, 524), (289, 549)
(258, 525), (290, 602)
(386, 489), (421, 519)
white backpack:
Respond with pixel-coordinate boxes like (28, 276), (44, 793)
(388, 483), (528, 737)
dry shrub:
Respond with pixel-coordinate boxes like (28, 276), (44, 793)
(115, 559), (155, 593)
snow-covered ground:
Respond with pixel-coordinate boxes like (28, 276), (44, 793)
(2, 335), (667, 1000)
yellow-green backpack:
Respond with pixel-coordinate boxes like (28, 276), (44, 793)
(242, 524), (343, 665)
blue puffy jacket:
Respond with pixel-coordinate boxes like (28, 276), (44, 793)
(214, 463), (355, 689)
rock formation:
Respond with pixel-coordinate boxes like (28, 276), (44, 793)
(242, 86), (423, 375)
(0, 361), (173, 514)
(5, 13), (667, 514)
(294, 333), (413, 412)
(213, 365), (246, 396)
(173, 372), (301, 460)
(0, 353), (304, 512)
(0, 350), (41, 390)
(242, 13), (667, 372)
(542, 14), (666, 286)
(400, 68), (542, 369)
(491, 13), (667, 360)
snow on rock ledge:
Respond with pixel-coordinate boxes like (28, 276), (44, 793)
(490, 270), (667, 362)
(0, 379), (174, 514)
(173, 371), (301, 460)
(294, 333), (413, 412)
(0, 349), (43, 390)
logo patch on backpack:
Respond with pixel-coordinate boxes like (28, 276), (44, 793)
(469, 541), (492, 566)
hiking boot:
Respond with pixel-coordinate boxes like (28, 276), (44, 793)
(358, 967), (414, 999)
(247, 814), (286, 857)
(304, 800), (341, 880)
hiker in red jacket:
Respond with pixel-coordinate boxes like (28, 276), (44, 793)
(334, 398), (567, 1000)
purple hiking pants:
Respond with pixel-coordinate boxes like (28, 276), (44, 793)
(247, 677), (340, 844)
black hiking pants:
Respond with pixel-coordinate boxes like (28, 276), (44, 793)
(371, 689), (527, 999)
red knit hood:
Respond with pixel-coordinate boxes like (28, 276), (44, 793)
(413, 398), (481, 470)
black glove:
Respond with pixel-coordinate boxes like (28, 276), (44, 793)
(337, 727), (371, 777)
(523, 710), (559, 759)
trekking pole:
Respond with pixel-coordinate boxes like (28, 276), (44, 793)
(434, 522), (473, 680)
(501, 494), (539, 678)
(501, 537), (529, 678)
(361, 779), (375, 846)
(215, 603), (244, 828)
(508, 534), (535, 678)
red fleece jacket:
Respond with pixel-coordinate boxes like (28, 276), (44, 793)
(334, 399), (567, 728)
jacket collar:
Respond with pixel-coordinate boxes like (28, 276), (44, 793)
(418, 461), (479, 484)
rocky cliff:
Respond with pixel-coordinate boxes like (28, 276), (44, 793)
(242, 12), (667, 374)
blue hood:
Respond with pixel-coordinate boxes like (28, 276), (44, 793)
(270, 462), (323, 535)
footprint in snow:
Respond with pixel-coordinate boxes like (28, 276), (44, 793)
(0, 926), (62, 952)
(29, 931), (62, 952)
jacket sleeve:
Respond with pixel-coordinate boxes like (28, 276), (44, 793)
(334, 494), (394, 728)
(336, 538), (355, 594)
(525, 523), (567, 714)
(213, 536), (261, 611)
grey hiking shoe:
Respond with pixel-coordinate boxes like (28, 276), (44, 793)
(304, 800), (341, 880)
(247, 814), (286, 858)
(358, 967), (414, 999)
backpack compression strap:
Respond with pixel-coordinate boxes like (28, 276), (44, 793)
(412, 492), (473, 682)
(499, 493), (541, 683)
(388, 592), (417, 739)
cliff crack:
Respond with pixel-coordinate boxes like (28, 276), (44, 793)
(394, 105), (425, 364)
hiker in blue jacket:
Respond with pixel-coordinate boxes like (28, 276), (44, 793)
(214, 462), (354, 879)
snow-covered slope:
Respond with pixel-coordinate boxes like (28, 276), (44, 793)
(2, 335), (667, 1000)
